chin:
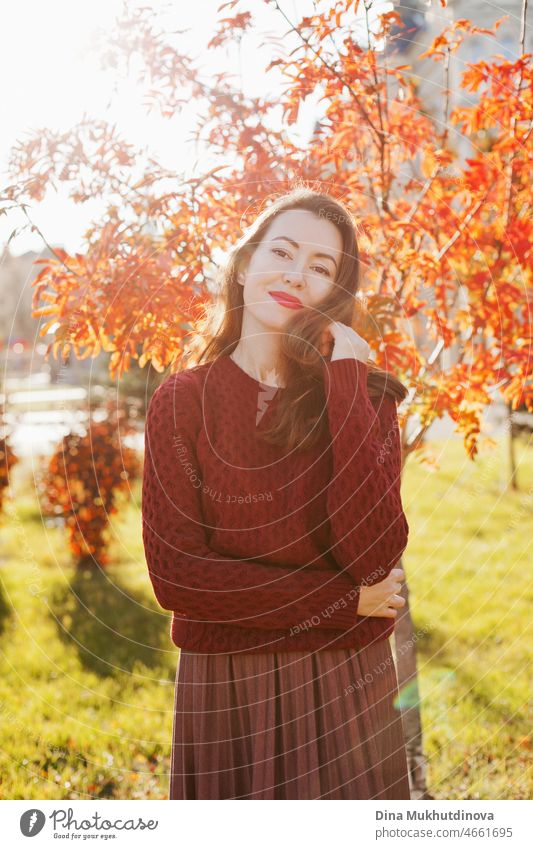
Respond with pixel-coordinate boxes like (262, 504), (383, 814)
(246, 303), (289, 331)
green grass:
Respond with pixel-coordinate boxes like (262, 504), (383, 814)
(0, 478), (176, 800)
(401, 436), (532, 800)
(0, 436), (531, 799)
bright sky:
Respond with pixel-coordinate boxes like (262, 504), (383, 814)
(1, 0), (390, 257)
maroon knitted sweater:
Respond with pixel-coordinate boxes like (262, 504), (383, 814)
(141, 354), (409, 655)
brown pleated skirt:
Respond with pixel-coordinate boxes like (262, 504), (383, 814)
(169, 636), (411, 800)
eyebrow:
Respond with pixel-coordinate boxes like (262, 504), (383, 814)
(271, 236), (338, 272)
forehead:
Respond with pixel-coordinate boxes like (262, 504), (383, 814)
(262, 209), (344, 256)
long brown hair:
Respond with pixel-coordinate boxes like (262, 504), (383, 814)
(185, 186), (408, 451)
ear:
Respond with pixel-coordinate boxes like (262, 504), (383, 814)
(236, 261), (248, 286)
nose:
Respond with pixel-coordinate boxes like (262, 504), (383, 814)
(283, 266), (305, 288)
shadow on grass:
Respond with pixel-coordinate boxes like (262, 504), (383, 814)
(412, 621), (451, 665)
(0, 582), (11, 635)
(50, 566), (171, 678)
(412, 622), (523, 728)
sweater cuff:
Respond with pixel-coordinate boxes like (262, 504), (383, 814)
(324, 357), (370, 407)
(309, 582), (361, 630)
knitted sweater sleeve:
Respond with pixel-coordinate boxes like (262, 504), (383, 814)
(141, 373), (361, 630)
(324, 357), (409, 586)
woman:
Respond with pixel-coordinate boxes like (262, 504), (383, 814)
(141, 187), (411, 800)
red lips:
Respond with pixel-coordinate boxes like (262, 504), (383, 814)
(268, 290), (304, 310)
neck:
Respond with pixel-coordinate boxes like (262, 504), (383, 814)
(232, 308), (288, 386)
(231, 340), (284, 387)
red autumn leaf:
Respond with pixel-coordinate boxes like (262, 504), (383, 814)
(1, 0), (528, 466)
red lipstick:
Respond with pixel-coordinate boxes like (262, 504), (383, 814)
(268, 290), (304, 310)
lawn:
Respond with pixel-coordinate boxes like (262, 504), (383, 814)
(0, 436), (531, 800)
(401, 436), (532, 800)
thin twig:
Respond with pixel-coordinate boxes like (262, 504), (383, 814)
(269, 0), (383, 143)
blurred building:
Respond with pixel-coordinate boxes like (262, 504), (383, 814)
(0, 246), (105, 383)
(0, 248), (42, 347)
(386, 0), (532, 158)
(383, 1), (531, 375)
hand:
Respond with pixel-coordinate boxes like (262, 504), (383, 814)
(357, 568), (406, 618)
(319, 320), (370, 364)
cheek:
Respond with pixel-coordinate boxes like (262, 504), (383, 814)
(246, 255), (278, 282)
(242, 286), (291, 325)
(309, 277), (335, 303)
(242, 278), (266, 307)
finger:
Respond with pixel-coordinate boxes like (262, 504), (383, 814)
(320, 329), (333, 350)
(367, 604), (392, 618)
(376, 606), (397, 618)
(390, 594), (405, 608)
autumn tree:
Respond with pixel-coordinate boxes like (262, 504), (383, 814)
(2, 0), (531, 797)
(38, 400), (141, 568)
(0, 417), (18, 516)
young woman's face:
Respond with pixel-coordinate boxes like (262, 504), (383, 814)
(237, 209), (343, 330)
